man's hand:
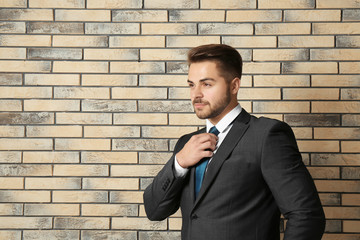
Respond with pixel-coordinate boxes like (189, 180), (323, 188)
(176, 133), (218, 169)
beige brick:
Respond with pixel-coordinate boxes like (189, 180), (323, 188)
(319, 193), (340, 205)
(0, 60), (51, 73)
(254, 49), (308, 61)
(0, 22), (25, 33)
(84, 126), (140, 138)
(55, 217), (109, 229)
(55, 10), (110, 21)
(113, 139), (168, 151)
(239, 76), (253, 87)
(201, 0), (255, 8)
(23, 230), (79, 239)
(142, 126), (197, 138)
(168, 87), (189, 99)
(27, 126), (82, 138)
(283, 62), (337, 74)
(27, 22), (83, 34)
(312, 154), (360, 166)
(24, 100), (80, 111)
(223, 36), (276, 48)
(28, 48), (82, 60)
(292, 127), (312, 139)
(0, 47), (25, 59)
(113, 10), (167, 22)
(343, 194), (360, 206)
(169, 218), (182, 230)
(0, 0), (26, 7)
(341, 62), (360, 74)
(343, 167), (360, 179)
(343, 221), (360, 233)
(83, 178), (138, 190)
(87, 0), (141, 8)
(238, 88), (280, 100)
(25, 74), (80, 86)
(324, 207), (360, 219)
(0, 164), (52, 176)
(82, 74), (136, 86)
(53, 36), (107, 47)
(283, 88), (339, 100)
(279, 36), (334, 48)
(114, 113), (167, 125)
(0, 190), (50, 202)
(141, 49), (187, 61)
(110, 36), (165, 48)
(314, 23), (360, 35)
(253, 101), (310, 113)
(259, 0), (314, 8)
(145, 0), (197, 8)
(337, 36), (360, 48)
(139, 152), (173, 164)
(29, 0), (84, 8)
(53, 191), (107, 203)
(0, 9), (53, 21)
(82, 204), (138, 216)
(167, 36), (220, 48)
(298, 140), (339, 152)
(0, 177), (23, 189)
(285, 10), (340, 22)
(85, 23), (139, 35)
(317, 0), (360, 8)
(139, 232), (180, 239)
(81, 152), (137, 164)
(307, 167), (340, 179)
(0, 126), (24, 137)
(315, 128), (360, 140)
(0, 35), (51, 46)
(82, 100), (137, 112)
(54, 165), (108, 177)
(55, 139), (111, 151)
(254, 75), (309, 87)
(112, 87), (167, 99)
(54, 87), (109, 99)
(0, 152), (21, 163)
(112, 217), (166, 230)
(111, 165), (163, 177)
(0, 86), (51, 98)
(139, 75), (187, 87)
(142, 23), (196, 35)
(53, 61), (108, 73)
(312, 102), (360, 113)
(322, 234), (360, 240)
(169, 113), (205, 126)
(110, 62), (164, 74)
(84, 49), (137, 61)
(0, 73), (22, 85)
(312, 49), (360, 61)
(312, 75), (360, 87)
(82, 231), (136, 240)
(0, 139), (52, 150)
(256, 23), (310, 35)
(199, 23), (253, 35)
(342, 142), (360, 153)
(170, 10), (224, 22)
(343, 115), (360, 127)
(342, 89), (360, 100)
(0, 203), (22, 215)
(227, 10), (281, 22)
(110, 191), (143, 203)
(244, 62), (280, 74)
(23, 152), (79, 164)
(0, 112), (54, 125)
(0, 217), (51, 229)
(138, 100), (193, 113)
(25, 204), (79, 216)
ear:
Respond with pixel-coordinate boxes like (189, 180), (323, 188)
(230, 77), (241, 95)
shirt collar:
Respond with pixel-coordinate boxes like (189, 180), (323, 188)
(206, 104), (242, 133)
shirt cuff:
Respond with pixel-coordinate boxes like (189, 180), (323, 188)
(174, 155), (189, 178)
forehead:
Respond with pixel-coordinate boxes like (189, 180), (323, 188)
(188, 61), (222, 79)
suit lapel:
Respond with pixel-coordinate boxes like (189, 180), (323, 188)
(193, 110), (251, 207)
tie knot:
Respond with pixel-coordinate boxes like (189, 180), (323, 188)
(209, 126), (220, 136)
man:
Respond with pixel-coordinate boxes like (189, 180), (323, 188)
(143, 44), (325, 240)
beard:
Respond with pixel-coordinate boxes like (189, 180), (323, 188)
(193, 88), (232, 120)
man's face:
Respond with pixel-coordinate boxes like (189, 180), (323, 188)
(187, 61), (234, 123)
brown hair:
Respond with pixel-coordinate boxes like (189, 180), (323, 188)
(187, 44), (243, 81)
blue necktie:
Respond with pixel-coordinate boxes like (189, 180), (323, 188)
(195, 126), (220, 199)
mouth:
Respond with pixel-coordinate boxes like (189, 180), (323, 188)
(193, 100), (209, 109)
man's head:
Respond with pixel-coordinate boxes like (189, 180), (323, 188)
(187, 44), (242, 124)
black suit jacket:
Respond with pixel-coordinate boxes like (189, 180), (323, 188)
(144, 110), (325, 240)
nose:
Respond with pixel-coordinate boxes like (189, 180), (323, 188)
(191, 85), (203, 100)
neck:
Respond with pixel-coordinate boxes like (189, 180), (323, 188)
(208, 100), (238, 125)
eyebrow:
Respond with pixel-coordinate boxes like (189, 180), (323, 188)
(187, 78), (216, 83)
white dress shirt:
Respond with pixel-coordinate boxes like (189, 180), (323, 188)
(174, 104), (242, 177)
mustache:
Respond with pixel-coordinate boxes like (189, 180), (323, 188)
(193, 98), (209, 104)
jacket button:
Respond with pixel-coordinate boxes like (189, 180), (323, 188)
(191, 214), (198, 220)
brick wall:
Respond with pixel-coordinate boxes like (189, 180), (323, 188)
(0, 0), (359, 239)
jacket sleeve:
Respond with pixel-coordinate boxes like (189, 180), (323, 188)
(143, 135), (190, 221)
(261, 121), (326, 240)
